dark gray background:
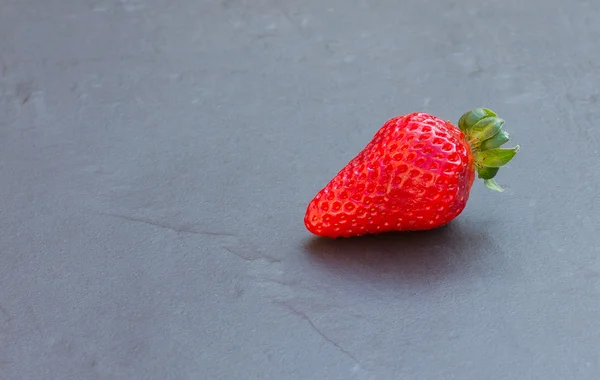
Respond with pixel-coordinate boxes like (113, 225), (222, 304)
(1, 0), (599, 379)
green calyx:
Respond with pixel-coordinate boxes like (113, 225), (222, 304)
(458, 108), (519, 192)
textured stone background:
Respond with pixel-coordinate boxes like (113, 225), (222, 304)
(1, 0), (599, 379)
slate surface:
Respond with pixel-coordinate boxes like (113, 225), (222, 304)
(1, 0), (599, 379)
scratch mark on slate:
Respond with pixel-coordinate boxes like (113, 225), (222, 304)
(16, 82), (33, 105)
(223, 246), (254, 261)
(100, 212), (280, 263)
(100, 212), (234, 237)
(200, 230), (237, 237)
(274, 301), (362, 366)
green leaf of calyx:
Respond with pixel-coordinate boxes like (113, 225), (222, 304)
(458, 108), (497, 133)
(484, 179), (505, 192)
(469, 117), (504, 142)
(477, 166), (499, 180)
(481, 130), (510, 151)
(474, 146), (520, 167)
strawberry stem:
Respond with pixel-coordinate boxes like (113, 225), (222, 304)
(458, 108), (520, 192)
(484, 179), (505, 192)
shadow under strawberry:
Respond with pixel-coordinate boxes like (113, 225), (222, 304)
(303, 221), (498, 284)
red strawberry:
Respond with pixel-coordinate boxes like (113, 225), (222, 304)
(305, 108), (519, 238)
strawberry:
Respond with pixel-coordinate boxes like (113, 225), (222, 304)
(304, 108), (519, 238)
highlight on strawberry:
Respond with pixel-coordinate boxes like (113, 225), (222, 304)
(305, 108), (519, 238)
